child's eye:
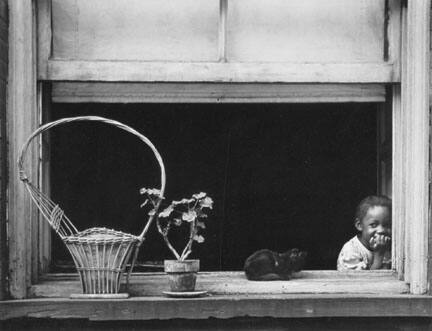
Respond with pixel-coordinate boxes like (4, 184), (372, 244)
(370, 223), (377, 228)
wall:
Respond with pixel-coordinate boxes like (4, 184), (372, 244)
(0, 0), (7, 301)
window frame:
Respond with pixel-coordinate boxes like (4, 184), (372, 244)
(4, 0), (431, 304)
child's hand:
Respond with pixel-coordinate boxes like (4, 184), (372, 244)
(369, 234), (391, 252)
(369, 234), (391, 270)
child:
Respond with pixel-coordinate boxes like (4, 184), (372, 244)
(337, 195), (391, 270)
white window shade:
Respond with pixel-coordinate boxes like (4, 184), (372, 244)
(227, 0), (385, 63)
(51, 0), (387, 64)
(52, 0), (220, 61)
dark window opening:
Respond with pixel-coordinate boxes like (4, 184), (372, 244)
(50, 103), (380, 271)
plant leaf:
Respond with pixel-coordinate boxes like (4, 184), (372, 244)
(172, 198), (194, 205)
(200, 196), (213, 209)
(193, 192), (207, 200)
(193, 235), (205, 243)
(197, 211), (208, 218)
(197, 221), (206, 229)
(148, 209), (156, 216)
(173, 218), (182, 226)
(140, 188), (161, 196)
(159, 205), (174, 218)
(182, 210), (197, 222)
(140, 199), (149, 208)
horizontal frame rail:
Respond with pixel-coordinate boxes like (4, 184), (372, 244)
(51, 82), (387, 103)
(43, 60), (398, 83)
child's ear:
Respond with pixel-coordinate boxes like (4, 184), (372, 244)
(354, 218), (363, 232)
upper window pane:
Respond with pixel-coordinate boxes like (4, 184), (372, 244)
(52, 0), (219, 61)
(227, 0), (385, 63)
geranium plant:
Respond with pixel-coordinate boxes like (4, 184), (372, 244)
(140, 189), (213, 261)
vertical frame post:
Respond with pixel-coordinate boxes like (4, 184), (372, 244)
(39, 82), (52, 273)
(37, 0), (51, 79)
(392, 84), (404, 279)
(218, 0), (228, 62)
(8, 0), (39, 299)
(402, 0), (430, 294)
(0, 0), (8, 301)
(377, 93), (392, 197)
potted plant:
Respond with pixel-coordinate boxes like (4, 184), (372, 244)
(140, 189), (213, 294)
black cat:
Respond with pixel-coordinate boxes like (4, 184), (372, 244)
(244, 248), (307, 281)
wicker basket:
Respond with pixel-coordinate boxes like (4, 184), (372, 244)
(18, 116), (166, 298)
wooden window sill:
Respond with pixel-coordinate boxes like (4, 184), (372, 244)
(2, 271), (426, 321)
(30, 271), (408, 298)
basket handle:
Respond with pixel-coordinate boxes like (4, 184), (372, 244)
(18, 115), (166, 240)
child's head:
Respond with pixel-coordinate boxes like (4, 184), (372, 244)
(354, 195), (391, 249)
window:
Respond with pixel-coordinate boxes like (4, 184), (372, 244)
(49, 102), (383, 272)
(3, 0), (431, 321)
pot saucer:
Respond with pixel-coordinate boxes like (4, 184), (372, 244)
(162, 290), (208, 298)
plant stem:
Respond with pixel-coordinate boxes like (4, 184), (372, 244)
(182, 250), (192, 261)
(156, 218), (181, 260)
(180, 218), (196, 260)
(163, 235), (181, 260)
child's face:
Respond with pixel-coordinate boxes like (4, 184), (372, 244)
(355, 206), (391, 250)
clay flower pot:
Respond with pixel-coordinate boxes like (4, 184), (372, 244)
(164, 259), (200, 292)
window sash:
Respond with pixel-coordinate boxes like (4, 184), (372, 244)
(38, 0), (402, 83)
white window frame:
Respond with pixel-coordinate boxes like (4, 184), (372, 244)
(5, 0), (430, 301)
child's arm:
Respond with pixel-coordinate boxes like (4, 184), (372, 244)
(370, 234), (391, 270)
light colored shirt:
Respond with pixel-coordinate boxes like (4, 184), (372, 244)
(337, 235), (391, 270)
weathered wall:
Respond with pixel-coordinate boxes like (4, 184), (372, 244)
(0, 0), (7, 301)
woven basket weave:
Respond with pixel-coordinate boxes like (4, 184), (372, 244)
(18, 116), (166, 296)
